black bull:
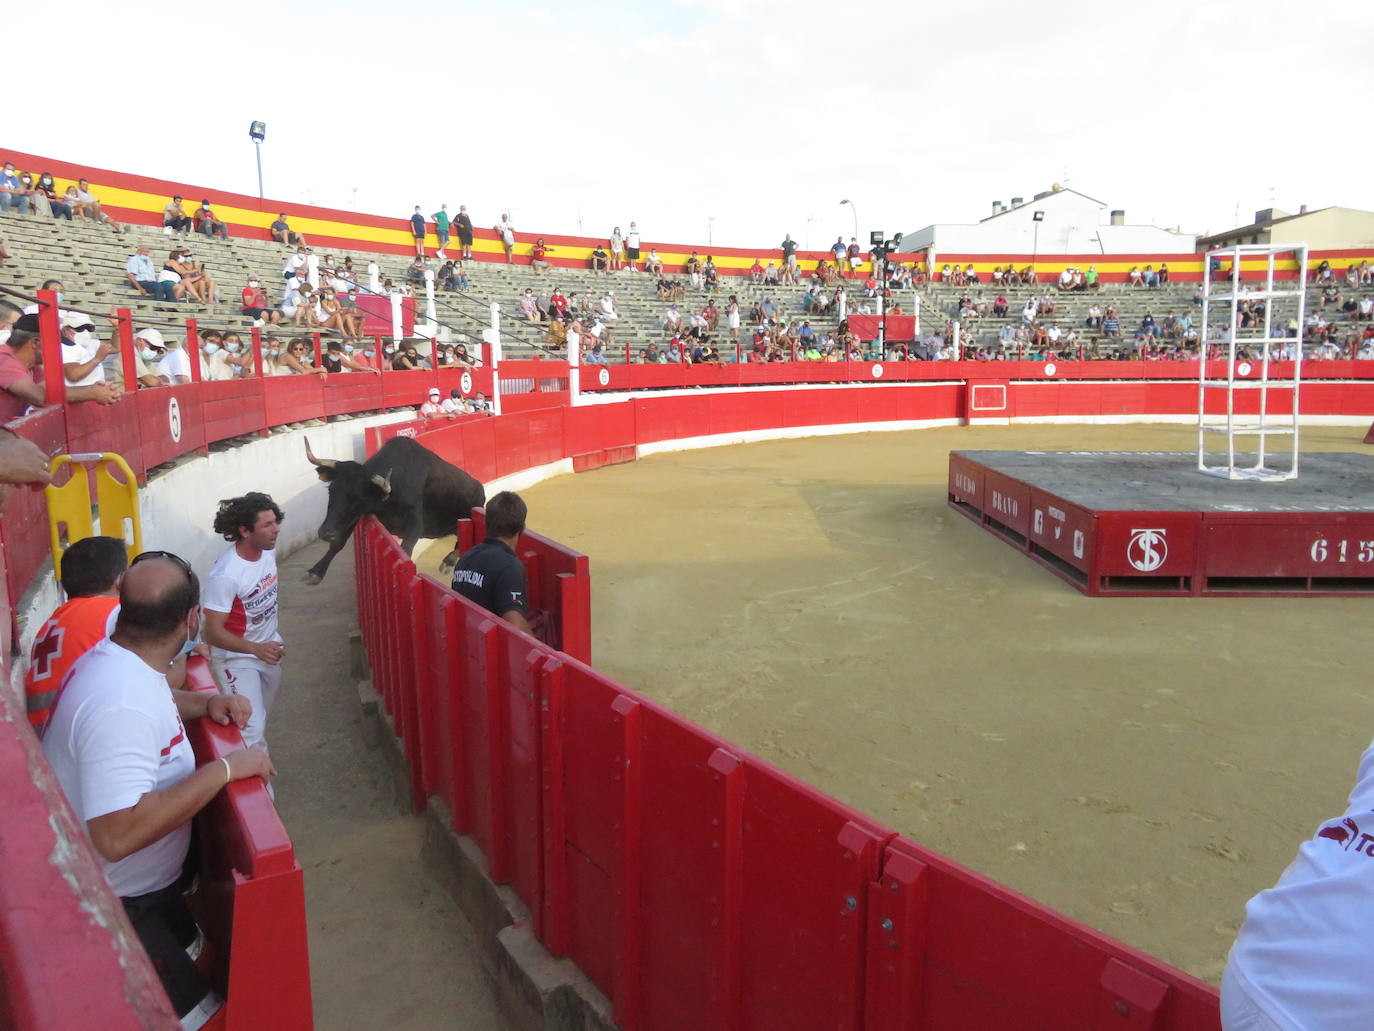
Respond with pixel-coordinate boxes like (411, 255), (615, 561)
(302, 436), (485, 584)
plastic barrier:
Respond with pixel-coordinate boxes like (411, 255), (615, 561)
(354, 517), (1221, 1030)
(182, 659), (313, 1031)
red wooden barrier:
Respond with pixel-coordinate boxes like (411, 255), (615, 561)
(182, 660), (313, 1031)
(354, 520), (1222, 1031)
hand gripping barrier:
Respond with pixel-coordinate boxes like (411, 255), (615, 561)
(182, 659), (314, 1031)
(354, 517), (1220, 1030)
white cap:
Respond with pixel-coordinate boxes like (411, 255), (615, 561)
(60, 311), (94, 329)
(134, 327), (165, 348)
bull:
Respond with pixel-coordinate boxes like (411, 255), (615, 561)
(302, 436), (485, 584)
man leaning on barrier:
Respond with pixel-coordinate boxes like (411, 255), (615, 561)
(42, 551), (273, 1028)
(450, 491), (531, 633)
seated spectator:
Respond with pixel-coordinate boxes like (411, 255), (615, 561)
(599, 291), (618, 324)
(241, 276), (283, 325)
(760, 297), (777, 322)
(1101, 308), (1122, 338)
(270, 213), (304, 246)
(200, 331), (233, 381)
(42, 552), (272, 1026)
(1, 314), (118, 419)
(16, 172), (44, 213)
(703, 257), (719, 292)
(314, 289), (355, 336)
(24, 535), (128, 732)
(130, 329), (170, 388)
(662, 304), (682, 334)
(126, 245), (178, 302)
(291, 285), (318, 328)
(277, 337), (326, 377)
(1126, 266), (1144, 287)
(282, 246), (308, 281)
(391, 344), (423, 371)
(1157, 262), (1170, 285)
(644, 249), (663, 275)
(35, 173), (73, 220)
(60, 312), (116, 389)
(764, 260), (780, 286)
(168, 248), (217, 304)
(336, 289), (367, 337)
(162, 194), (191, 233)
(685, 252), (703, 289)
(194, 199), (229, 239)
(0, 160), (33, 213)
(327, 340), (378, 374)
(440, 388), (469, 415)
(405, 256), (427, 286)
(531, 238), (553, 273)
(702, 301), (720, 331)
(518, 288), (546, 323)
(454, 342), (480, 366)
(749, 259), (764, 284)
(221, 333), (254, 377)
(590, 244), (609, 271)
(156, 334), (193, 385)
(584, 342), (607, 365)
(72, 178), (120, 230)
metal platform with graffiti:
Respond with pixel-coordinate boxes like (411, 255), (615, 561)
(948, 450), (1374, 596)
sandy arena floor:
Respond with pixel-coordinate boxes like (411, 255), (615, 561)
(418, 422), (1374, 985)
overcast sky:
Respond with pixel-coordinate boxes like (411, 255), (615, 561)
(7, 1), (1371, 249)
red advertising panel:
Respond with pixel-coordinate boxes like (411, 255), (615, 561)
(1202, 513), (1374, 580)
(1025, 488), (1097, 575)
(1094, 511), (1203, 583)
(980, 469), (1032, 540)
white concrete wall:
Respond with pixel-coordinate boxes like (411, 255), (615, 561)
(9, 411), (415, 705)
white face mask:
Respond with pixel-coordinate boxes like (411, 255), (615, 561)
(363, 350), (375, 358)
(248, 280), (259, 288)
(141, 346), (158, 362)
(384, 347), (396, 356)
(203, 343), (221, 355)
(73, 330), (96, 348)
(343, 345), (354, 355)
(267, 348), (280, 357)
(226, 342), (241, 354)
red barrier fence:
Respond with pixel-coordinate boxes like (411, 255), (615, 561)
(182, 659), (313, 1031)
(354, 516), (1221, 1030)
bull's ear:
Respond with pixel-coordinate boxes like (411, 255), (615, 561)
(315, 468), (335, 483)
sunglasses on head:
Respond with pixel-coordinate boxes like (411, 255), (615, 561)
(132, 549), (193, 579)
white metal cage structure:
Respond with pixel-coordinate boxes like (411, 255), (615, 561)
(1196, 243), (1308, 481)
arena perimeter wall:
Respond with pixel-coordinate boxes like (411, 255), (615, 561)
(7, 147), (1371, 282)
(8, 371), (1374, 1027)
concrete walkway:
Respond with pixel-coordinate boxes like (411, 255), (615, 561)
(271, 543), (507, 1030)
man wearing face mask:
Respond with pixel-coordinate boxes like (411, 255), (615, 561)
(240, 276), (282, 326)
(0, 161), (33, 214)
(42, 551), (270, 1027)
(0, 314), (118, 419)
(131, 328), (170, 388)
(60, 311), (116, 388)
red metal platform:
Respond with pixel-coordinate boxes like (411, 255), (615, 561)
(948, 451), (1374, 597)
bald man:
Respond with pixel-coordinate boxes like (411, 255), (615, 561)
(42, 551), (273, 1026)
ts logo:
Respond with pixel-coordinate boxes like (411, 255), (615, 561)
(1127, 528), (1168, 572)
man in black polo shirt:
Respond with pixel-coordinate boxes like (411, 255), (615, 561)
(450, 491), (530, 632)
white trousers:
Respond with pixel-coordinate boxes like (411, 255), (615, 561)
(213, 659), (283, 752)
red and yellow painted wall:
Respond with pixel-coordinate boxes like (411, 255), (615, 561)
(4, 148), (1371, 282)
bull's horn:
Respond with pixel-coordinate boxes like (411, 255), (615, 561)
(370, 468), (392, 496)
(304, 437), (336, 469)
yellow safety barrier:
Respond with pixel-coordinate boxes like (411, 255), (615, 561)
(45, 453), (142, 584)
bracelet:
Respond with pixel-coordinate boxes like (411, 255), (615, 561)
(220, 756), (232, 785)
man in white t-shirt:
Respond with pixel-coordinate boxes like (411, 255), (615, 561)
(42, 552), (270, 1026)
(1222, 735), (1374, 1030)
(156, 339), (193, 385)
(202, 493), (286, 752)
(59, 310), (115, 387)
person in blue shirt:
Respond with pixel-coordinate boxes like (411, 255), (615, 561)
(409, 206), (426, 257)
(0, 161), (32, 214)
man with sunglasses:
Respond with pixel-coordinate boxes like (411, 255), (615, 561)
(42, 551), (271, 1027)
(59, 311), (116, 388)
(202, 493), (286, 753)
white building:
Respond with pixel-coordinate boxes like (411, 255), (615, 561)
(896, 185), (1196, 259)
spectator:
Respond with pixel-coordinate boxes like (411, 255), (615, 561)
(391, 344), (423, 371)
(590, 244), (609, 272)
(599, 291), (618, 325)
(780, 233), (798, 282)
(420, 386), (453, 420)
(162, 195), (191, 233)
(449, 491), (530, 631)
(277, 337), (326, 378)
(73, 178), (120, 231)
(270, 213), (304, 247)
(326, 340), (379, 375)
(531, 238), (552, 273)
(0, 160), (33, 213)
(495, 213), (516, 264)
(685, 252), (702, 289)
(337, 289), (367, 338)
(409, 206), (426, 257)
(24, 536), (127, 733)
(193, 199), (228, 239)
(662, 304), (682, 334)
(282, 245), (309, 282)
(221, 333), (255, 378)
(35, 173), (73, 220)
(199, 331), (232, 381)
(609, 227), (625, 271)
(156, 334), (193, 385)
(431, 204), (451, 259)
(0, 314), (118, 419)
(60, 312), (115, 389)
(42, 551), (270, 1026)
(471, 390), (491, 413)
(131, 329), (170, 388)
(241, 276), (283, 325)
(847, 238), (863, 276)
(455, 204), (474, 261)
(454, 342), (480, 367)
(167, 248), (216, 304)
(440, 388), (468, 415)
(584, 342), (607, 365)
(203, 493), (287, 753)
(645, 248), (663, 275)
(625, 222), (641, 270)
(126, 245), (178, 302)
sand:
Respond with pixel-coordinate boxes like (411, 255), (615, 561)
(419, 421), (1374, 984)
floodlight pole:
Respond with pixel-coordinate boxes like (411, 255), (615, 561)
(254, 141), (264, 200)
(249, 120), (267, 202)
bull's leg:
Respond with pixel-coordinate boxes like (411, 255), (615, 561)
(437, 548), (461, 578)
(304, 523), (358, 585)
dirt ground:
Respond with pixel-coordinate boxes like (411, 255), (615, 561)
(271, 545), (506, 1030)
(418, 422), (1374, 985)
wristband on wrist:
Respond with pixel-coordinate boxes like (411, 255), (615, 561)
(220, 756), (232, 785)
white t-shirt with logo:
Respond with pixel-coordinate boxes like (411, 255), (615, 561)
(42, 638), (195, 898)
(202, 546), (281, 667)
(1225, 736), (1374, 1029)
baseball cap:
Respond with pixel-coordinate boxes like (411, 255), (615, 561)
(134, 328), (165, 348)
(427, 387), (440, 398)
(60, 311), (95, 330)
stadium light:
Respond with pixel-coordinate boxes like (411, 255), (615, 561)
(1032, 209), (1045, 262)
(249, 121), (266, 201)
(839, 199), (858, 241)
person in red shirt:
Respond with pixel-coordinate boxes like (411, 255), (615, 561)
(240, 276), (283, 325)
(531, 238), (553, 273)
(0, 314), (118, 422)
(26, 536), (127, 733)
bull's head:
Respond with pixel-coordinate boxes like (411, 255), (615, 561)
(305, 437), (392, 543)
